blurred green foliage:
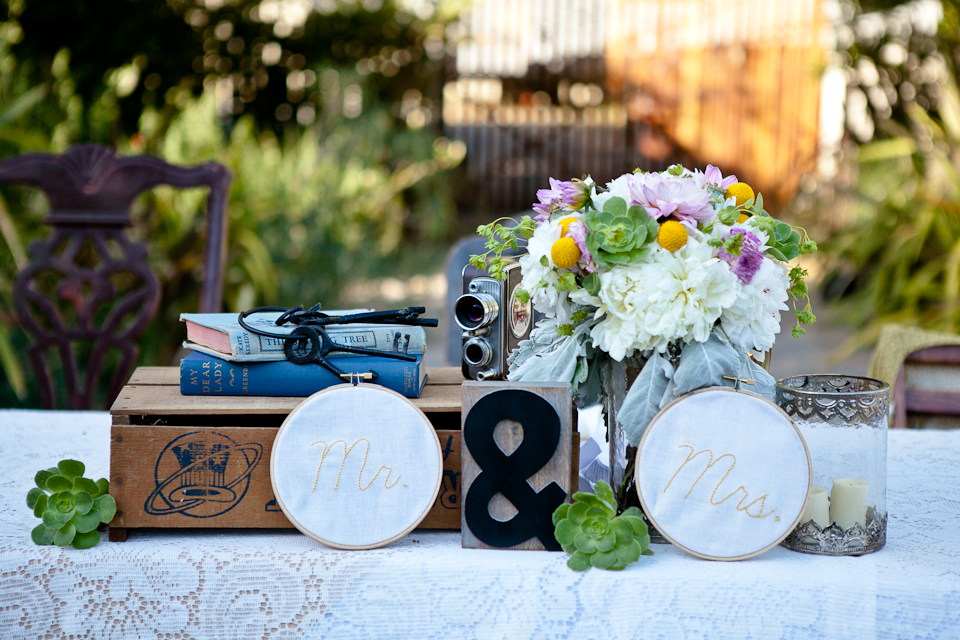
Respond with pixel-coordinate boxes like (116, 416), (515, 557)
(820, 0), (960, 350)
(0, 0), (466, 407)
(9, 0), (463, 136)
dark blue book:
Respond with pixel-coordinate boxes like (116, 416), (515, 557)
(180, 351), (427, 398)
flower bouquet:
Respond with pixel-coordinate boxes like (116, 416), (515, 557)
(470, 165), (817, 508)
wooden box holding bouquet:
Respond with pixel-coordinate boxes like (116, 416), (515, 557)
(470, 164), (817, 563)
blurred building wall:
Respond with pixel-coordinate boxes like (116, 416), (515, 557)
(446, 0), (827, 211)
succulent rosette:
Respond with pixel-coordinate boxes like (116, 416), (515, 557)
(583, 198), (659, 268)
(26, 459), (116, 550)
(552, 481), (651, 571)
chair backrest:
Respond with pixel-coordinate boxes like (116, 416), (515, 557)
(0, 144), (231, 409)
(893, 345), (960, 429)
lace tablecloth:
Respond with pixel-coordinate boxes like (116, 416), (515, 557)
(1, 410), (958, 640)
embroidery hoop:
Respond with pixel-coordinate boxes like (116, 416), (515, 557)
(634, 386), (811, 561)
(270, 381), (442, 550)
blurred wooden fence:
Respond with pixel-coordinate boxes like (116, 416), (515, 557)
(446, 0), (825, 211)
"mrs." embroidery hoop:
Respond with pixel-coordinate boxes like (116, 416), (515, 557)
(634, 387), (811, 561)
(270, 382), (442, 550)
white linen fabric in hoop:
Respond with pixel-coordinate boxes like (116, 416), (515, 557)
(1, 409), (959, 640)
(272, 385), (441, 548)
(636, 389), (810, 559)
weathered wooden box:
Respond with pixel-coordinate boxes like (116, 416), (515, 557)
(108, 367), (579, 541)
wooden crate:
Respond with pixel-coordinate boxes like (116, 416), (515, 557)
(108, 367), (578, 541)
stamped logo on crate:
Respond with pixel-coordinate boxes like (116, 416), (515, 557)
(437, 433), (461, 513)
(144, 432), (263, 518)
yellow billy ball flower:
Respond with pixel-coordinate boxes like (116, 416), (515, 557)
(559, 217), (578, 237)
(657, 220), (688, 251)
(737, 213), (750, 223)
(726, 182), (755, 207)
(551, 237), (582, 269)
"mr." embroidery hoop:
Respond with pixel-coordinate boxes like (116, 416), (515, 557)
(270, 380), (442, 550)
(634, 387), (811, 561)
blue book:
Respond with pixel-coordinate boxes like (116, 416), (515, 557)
(180, 311), (428, 363)
(180, 351), (427, 398)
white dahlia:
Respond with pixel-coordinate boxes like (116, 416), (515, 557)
(590, 173), (638, 211)
(590, 238), (740, 358)
(518, 220), (574, 321)
(719, 258), (791, 354)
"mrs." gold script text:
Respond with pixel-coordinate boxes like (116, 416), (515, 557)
(663, 445), (778, 520)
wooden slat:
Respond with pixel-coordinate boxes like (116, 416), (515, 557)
(428, 367), (467, 385)
(461, 382), (573, 551)
(894, 365), (907, 429)
(111, 426), (292, 530)
(111, 377), (463, 415)
(419, 431), (462, 529)
(906, 346), (960, 365)
(127, 367), (178, 385)
(904, 389), (960, 416)
(125, 366), (464, 387)
(111, 426), (465, 531)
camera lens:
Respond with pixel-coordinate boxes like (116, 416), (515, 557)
(465, 301), (484, 323)
(454, 293), (499, 330)
(463, 337), (493, 367)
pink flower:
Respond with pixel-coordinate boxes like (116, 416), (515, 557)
(699, 164), (738, 190)
(628, 173), (714, 224)
(565, 219), (596, 273)
(719, 229), (764, 284)
(533, 178), (590, 225)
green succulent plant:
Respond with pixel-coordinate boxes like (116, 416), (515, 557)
(584, 197), (659, 268)
(552, 480), (652, 571)
(26, 460), (116, 550)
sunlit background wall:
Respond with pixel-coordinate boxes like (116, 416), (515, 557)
(0, 0), (957, 406)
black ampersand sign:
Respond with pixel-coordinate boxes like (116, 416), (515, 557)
(464, 389), (566, 550)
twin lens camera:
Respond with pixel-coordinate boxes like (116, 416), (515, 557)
(455, 260), (534, 381)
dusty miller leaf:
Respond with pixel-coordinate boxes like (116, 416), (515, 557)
(508, 318), (594, 389)
(672, 331), (740, 396)
(737, 351), (776, 402)
(617, 353), (672, 447)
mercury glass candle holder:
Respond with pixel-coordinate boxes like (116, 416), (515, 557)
(775, 375), (889, 556)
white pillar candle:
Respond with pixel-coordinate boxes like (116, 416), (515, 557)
(830, 478), (868, 530)
(801, 486), (831, 529)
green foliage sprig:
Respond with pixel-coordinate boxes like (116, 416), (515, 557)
(738, 195), (819, 337)
(469, 216), (537, 281)
(26, 460), (116, 550)
(552, 481), (652, 571)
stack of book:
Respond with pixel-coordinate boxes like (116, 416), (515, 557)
(179, 311), (428, 398)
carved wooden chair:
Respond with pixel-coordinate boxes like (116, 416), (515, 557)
(892, 346), (960, 429)
(0, 145), (231, 409)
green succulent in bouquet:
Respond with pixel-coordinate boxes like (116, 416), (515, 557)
(25, 460), (116, 550)
(552, 480), (652, 571)
(584, 197), (659, 269)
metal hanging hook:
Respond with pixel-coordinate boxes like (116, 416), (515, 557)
(721, 375), (756, 391)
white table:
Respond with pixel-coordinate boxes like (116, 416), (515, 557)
(1, 410), (959, 640)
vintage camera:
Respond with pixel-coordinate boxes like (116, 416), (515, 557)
(456, 260), (534, 380)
